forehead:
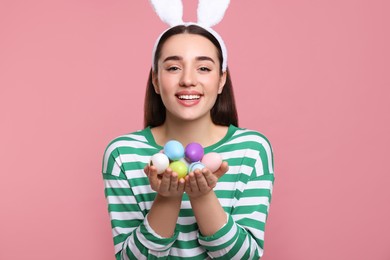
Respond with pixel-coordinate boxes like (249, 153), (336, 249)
(160, 33), (219, 58)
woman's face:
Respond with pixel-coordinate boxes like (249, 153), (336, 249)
(153, 33), (227, 123)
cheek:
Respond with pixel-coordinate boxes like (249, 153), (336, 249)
(201, 76), (222, 93)
(158, 74), (174, 88)
(158, 76), (178, 97)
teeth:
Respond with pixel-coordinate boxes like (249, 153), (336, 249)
(178, 95), (200, 100)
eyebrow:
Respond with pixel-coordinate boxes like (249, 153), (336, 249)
(162, 55), (215, 63)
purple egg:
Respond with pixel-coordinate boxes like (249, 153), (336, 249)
(185, 142), (204, 162)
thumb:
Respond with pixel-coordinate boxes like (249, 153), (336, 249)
(213, 161), (229, 179)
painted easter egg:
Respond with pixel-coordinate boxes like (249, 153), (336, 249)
(185, 142), (204, 162)
(150, 153), (170, 174)
(164, 140), (185, 161)
(201, 152), (223, 173)
(169, 161), (188, 179)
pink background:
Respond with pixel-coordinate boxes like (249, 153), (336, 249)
(1, 0), (389, 259)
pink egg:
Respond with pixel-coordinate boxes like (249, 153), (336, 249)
(201, 152), (222, 173)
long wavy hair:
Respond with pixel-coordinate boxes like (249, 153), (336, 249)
(144, 24), (238, 128)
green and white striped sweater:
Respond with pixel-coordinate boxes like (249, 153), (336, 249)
(102, 125), (275, 259)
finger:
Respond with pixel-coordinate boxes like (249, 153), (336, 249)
(159, 170), (172, 192)
(195, 170), (209, 192)
(148, 166), (160, 189)
(170, 172), (178, 191)
(177, 178), (185, 193)
(184, 176), (192, 193)
(213, 161), (229, 179)
(189, 172), (199, 192)
(202, 168), (218, 188)
(144, 165), (150, 177)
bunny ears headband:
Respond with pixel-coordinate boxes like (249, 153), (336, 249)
(150, 0), (230, 72)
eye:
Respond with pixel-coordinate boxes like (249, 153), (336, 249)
(166, 66), (180, 72)
(199, 67), (211, 72)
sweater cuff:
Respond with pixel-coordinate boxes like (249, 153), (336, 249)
(198, 212), (239, 252)
(135, 213), (179, 251)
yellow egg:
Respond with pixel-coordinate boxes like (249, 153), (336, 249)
(169, 161), (188, 179)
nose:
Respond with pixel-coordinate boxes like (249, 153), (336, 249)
(179, 68), (197, 87)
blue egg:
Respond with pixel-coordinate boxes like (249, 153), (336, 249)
(189, 162), (205, 173)
(164, 140), (185, 161)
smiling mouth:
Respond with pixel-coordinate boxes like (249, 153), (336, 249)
(177, 94), (201, 100)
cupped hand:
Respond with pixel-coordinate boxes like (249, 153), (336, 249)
(185, 161), (229, 198)
(144, 165), (185, 198)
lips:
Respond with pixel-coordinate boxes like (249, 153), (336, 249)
(177, 94), (201, 100)
(175, 91), (203, 100)
(175, 91), (203, 106)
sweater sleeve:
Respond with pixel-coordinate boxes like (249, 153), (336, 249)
(198, 138), (275, 259)
(103, 146), (179, 260)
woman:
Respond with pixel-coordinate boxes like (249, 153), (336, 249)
(102, 24), (274, 259)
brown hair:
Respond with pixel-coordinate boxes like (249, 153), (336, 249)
(144, 24), (238, 128)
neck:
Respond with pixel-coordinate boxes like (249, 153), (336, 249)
(153, 115), (228, 148)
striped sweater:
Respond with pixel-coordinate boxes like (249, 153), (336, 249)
(102, 125), (275, 259)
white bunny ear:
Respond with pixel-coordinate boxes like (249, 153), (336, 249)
(150, 0), (184, 27)
(197, 0), (230, 27)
